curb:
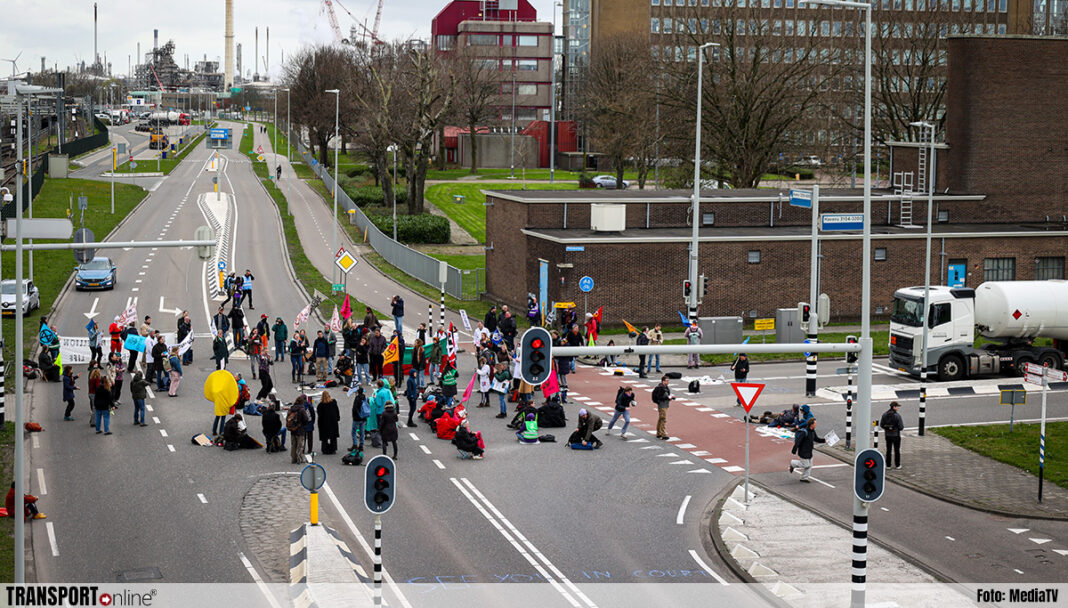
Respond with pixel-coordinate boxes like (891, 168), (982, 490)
(816, 444), (1068, 522)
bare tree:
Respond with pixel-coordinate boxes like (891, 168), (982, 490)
(447, 46), (503, 174)
(393, 48), (455, 215)
(352, 47), (403, 206)
(283, 45), (358, 166)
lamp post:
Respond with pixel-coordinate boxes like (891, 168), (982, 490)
(325, 89), (340, 283)
(909, 120), (936, 437)
(284, 88), (291, 162)
(387, 144), (398, 240)
(273, 88), (278, 169)
(688, 41), (718, 323)
(800, 2), (872, 607)
(549, 1), (562, 183)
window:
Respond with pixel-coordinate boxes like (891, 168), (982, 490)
(479, 59), (500, 70)
(999, 0), (1006, 11)
(702, 212), (715, 225)
(676, 0), (685, 5)
(689, 18), (698, 33)
(701, 18), (709, 33)
(997, 23), (1006, 33)
(874, 247), (888, 261)
(774, 19), (783, 34)
(702, 0), (710, 5)
(469, 34), (498, 46)
(786, 19), (795, 35)
(502, 83), (538, 95)
(775, 0), (782, 6)
(435, 35), (456, 51)
(748, 250), (761, 264)
(652, 0), (660, 4)
(514, 59), (538, 71)
(938, 209), (949, 223)
(821, 21), (830, 36)
(664, 17), (673, 33)
(984, 257), (1016, 281)
(929, 303), (952, 328)
(652, 17), (660, 33)
(1035, 257), (1066, 280)
(517, 35), (539, 47)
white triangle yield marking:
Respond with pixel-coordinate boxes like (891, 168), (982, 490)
(655, 453), (676, 457)
(1008, 528), (1030, 534)
(628, 438), (649, 443)
(1030, 538), (1052, 545)
(705, 458), (728, 464)
(1053, 549), (1068, 556)
(688, 469), (712, 474)
(669, 460), (691, 465)
(640, 446), (662, 450)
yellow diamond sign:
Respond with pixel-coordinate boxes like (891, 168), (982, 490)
(335, 250), (358, 274)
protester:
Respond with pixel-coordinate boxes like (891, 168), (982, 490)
(380, 403), (400, 459)
(213, 331), (229, 370)
(452, 421), (484, 459)
(790, 418), (825, 482)
(354, 336), (370, 385)
(130, 371), (149, 426)
(287, 396), (311, 463)
(223, 414), (261, 450)
(684, 320), (703, 369)
(272, 317), (288, 361)
(61, 367), (79, 421)
(476, 357), (492, 407)
(94, 378), (114, 435)
(491, 362), (512, 419)
(6, 482), (46, 520)
(87, 320), (103, 366)
(410, 339), (426, 389)
(441, 361), (458, 406)
(880, 401), (904, 469)
(178, 311), (193, 365)
(368, 328), (387, 381)
(568, 409), (604, 449)
(262, 400), (285, 452)
(391, 295), (405, 336)
(607, 386), (635, 439)
(313, 330), (330, 382)
(256, 352), (274, 400)
(404, 370), (420, 428)
(167, 347), (183, 397)
(351, 386), (368, 450)
(651, 375), (675, 440)
(317, 391), (341, 455)
(242, 269), (255, 309)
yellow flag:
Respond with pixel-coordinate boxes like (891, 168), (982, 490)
(622, 319), (639, 335)
(382, 337), (400, 366)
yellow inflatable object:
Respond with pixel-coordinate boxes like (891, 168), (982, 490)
(204, 369), (239, 416)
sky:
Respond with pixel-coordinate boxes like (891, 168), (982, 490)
(1, 0), (556, 80)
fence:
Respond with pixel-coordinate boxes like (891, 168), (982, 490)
(298, 142), (483, 301)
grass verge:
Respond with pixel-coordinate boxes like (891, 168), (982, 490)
(123, 128), (210, 175)
(425, 182), (579, 243)
(933, 422), (1065, 490)
(425, 167), (642, 181)
(428, 253), (485, 270)
(362, 251), (492, 322)
(0, 421), (15, 582)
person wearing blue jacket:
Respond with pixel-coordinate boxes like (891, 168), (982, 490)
(302, 395), (317, 455)
(404, 370), (420, 428)
(62, 367), (79, 421)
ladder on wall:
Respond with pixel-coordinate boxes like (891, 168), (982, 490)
(892, 171), (917, 227)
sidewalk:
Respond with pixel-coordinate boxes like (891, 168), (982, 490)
(251, 126), (466, 339)
(821, 429), (1068, 520)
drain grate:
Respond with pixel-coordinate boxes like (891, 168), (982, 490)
(115, 567), (163, 583)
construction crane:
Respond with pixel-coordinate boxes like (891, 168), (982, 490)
(329, 0), (385, 45)
(321, 0), (346, 44)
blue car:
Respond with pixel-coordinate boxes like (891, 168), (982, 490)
(75, 256), (117, 290)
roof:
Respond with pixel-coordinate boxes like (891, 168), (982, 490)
(485, 187), (986, 204)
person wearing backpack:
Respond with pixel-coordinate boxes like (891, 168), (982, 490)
(302, 396), (317, 456)
(789, 417), (825, 482)
(262, 399), (285, 452)
(730, 353), (750, 405)
(651, 375), (675, 440)
(287, 396), (311, 464)
(351, 387), (369, 451)
(607, 386), (635, 439)
(491, 362), (512, 419)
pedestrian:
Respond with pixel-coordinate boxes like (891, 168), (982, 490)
(651, 375), (676, 439)
(731, 352), (750, 405)
(789, 417), (825, 482)
(86, 320), (103, 366)
(125, 322), (140, 373)
(256, 352), (274, 400)
(289, 335), (304, 383)
(646, 324), (663, 375)
(287, 396), (311, 464)
(607, 386), (635, 439)
(212, 330), (229, 370)
(368, 327), (387, 381)
(243, 269), (255, 309)
(178, 311), (194, 365)
(635, 327), (650, 378)
(391, 331), (405, 390)
(228, 304), (246, 347)
(167, 347), (183, 397)
(276, 165), (282, 180)
(130, 371), (149, 426)
(403, 369), (419, 427)
(107, 352), (124, 405)
(500, 310), (517, 350)
(428, 336), (443, 384)
(476, 357), (491, 407)
(151, 335), (168, 391)
(484, 305), (498, 334)
(272, 317), (288, 361)
(391, 295), (405, 336)
(212, 306), (230, 341)
(380, 403), (399, 459)
(313, 330), (329, 381)
(491, 361), (512, 419)
(354, 336), (370, 385)
(94, 377), (114, 435)
(325, 324), (337, 372)
(363, 306), (380, 331)
(410, 339), (426, 389)
(316, 391), (341, 455)
(302, 394), (317, 455)
(441, 361), (458, 406)
(880, 401), (904, 469)
(342, 318), (358, 357)
(684, 320), (703, 369)
(351, 387), (368, 450)
(87, 365), (101, 423)
(62, 367), (79, 421)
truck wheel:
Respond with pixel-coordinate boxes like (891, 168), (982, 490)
(938, 355), (965, 382)
(1039, 351), (1063, 371)
(1015, 356), (1036, 377)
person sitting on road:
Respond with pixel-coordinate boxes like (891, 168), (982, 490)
(516, 412), (539, 444)
(262, 398), (286, 452)
(38, 348), (60, 382)
(223, 413), (262, 450)
(5, 482), (46, 520)
(452, 420), (484, 460)
(567, 409), (604, 449)
(794, 404), (813, 430)
(334, 353), (354, 386)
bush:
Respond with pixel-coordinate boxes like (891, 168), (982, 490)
(781, 166), (816, 180)
(342, 185), (408, 208)
(368, 213), (450, 244)
(345, 163), (372, 178)
(578, 173), (596, 189)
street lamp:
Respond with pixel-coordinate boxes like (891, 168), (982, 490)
(387, 144), (398, 240)
(909, 120), (936, 437)
(688, 41), (719, 323)
(325, 88), (340, 283)
(549, 1), (562, 183)
(800, 2), (872, 607)
(283, 87), (291, 162)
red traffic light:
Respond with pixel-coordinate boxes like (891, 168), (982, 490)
(376, 466), (389, 477)
(863, 458), (876, 469)
(531, 338), (543, 348)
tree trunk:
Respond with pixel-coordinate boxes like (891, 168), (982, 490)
(412, 153), (429, 215)
(377, 153), (393, 210)
(469, 121), (479, 174)
(437, 124), (446, 171)
(615, 158), (626, 190)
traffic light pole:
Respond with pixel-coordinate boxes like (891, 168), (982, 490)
(373, 514), (383, 608)
(806, 185), (820, 397)
(548, 341), (860, 359)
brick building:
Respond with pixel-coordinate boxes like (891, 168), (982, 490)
(485, 35), (1068, 324)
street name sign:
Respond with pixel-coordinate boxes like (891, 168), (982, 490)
(789, 189), (812, 209)
(820, 214), (865, 231)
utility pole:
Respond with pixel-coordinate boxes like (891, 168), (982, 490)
(806, 184), (820, 397)
(688, 42), (718, 322)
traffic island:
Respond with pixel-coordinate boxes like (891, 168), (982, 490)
(289, 523), (372, 608)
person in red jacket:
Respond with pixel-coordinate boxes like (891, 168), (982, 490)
(109, 322), (123, 353)
(6, 482), (46, 519)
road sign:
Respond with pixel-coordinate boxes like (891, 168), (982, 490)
(335, 250), (358, 274)
(565, 246), (585, 252)
(77, 196), (88, 211)
(73, 228), (95, 264)
(1024, 373), (1045, 387)
(256, 154), (264, 162)
(731, 383), (765, 414)
(1024, 362), (1043, 376)
(1000, 389), (1027, 405)
(854, 449), (886, 502)
(217, 260), (227, 271)
(210, 128), (228, 140)
(8, 218), (73, 240)
(256, 144), (264, 154)
(129, 162), (138, 169)
(754, 318), (775, 331)
(117, 142), (126, 155)
(789, 189), (812, 209)
(300, 463), (326, 492)
(820, 213), (865, 231)
(579, 276), (594, 293)
(332, 283), (345, 293)
(1047, 368), (1068, 382)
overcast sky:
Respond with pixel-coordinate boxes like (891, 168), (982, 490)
(1, 0), (557, 80)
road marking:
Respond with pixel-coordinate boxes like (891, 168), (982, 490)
(1008, 528), (1030, 534)
(690, 450), (711, 456)
(132, 288), (139, 292)
(880, 507), (890, 512)
(32, 434), (39, 449)
(36, 468), (46, 495)
(676, 495), (691, 525)
(146, 404), (153, 412)
(1054, 550), (1068, 556)
(655, 453), (676, 458)
(167, 444), (175, 452)
(409, 432), (419, 441)
(419, 445), (431, 455)
(705, 458), (727, 464)
(159, 429), (168, 437)
(433, 459), (445, 470)
(945, 536), (955, 541)
(197, 493), (208, 504)
(1030, 538), (1052, 545)
(239, 551), (283, 608)
(688, 469), (712, 474)
(670, 460), (692, 465)
(687, 549), (730, 585)
(46, 522), (59, 557)
(1014, 569), (1024, 574)
(152, 417), (161, 424)
(676, 443), (696, 449)
(722, 465), (745, 473)
(640, 446), (661, 450)
(807, 476), (835, 489)
(811, 463), (849, 469)
(697, 408), (715, 412)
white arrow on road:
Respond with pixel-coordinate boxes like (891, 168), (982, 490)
(159, 296), (183, 317)
(83, 297), (99, 319)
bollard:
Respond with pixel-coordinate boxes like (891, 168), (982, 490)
(873, 421), (879, 450)
(310, 491), (319, 526)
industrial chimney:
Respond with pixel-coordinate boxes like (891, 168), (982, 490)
(224, 0), (234, 90)
(266, 26), (270, 81)
(236, 43), (242, 85)
(254, 26), (259, 82)
(94, 3), (98, 71)
(153, 29), (158, 65)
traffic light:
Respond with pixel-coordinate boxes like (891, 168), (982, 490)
(854, 449), (885, 502)
(364, 455), (396, 514)
(697, 274), (709, 304)
(797, 302), (811, 326)
(520, 327), (553, 386)
(683, 280), (692, 300)
(846, 335), (858, 364)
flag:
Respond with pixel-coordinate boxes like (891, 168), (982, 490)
(293, 303), (311, 331)
(330, 306), (342, 332)
(340, 294), (352, 320)
(39, 323), (58, 348)
(382, 337), (400, 366)
(541, 365), (560, 397)
(622, 319), (639, 335)
(587, 334), (595, 347)
(115, 302), (137, 326)
(678, 310), (690, 325)
(592, 306), (603, 332)
(446, 323), (459, 366)
(491, 329), (503, 345)
(460, 373), (477, 404)
(55, 352), (63, 377)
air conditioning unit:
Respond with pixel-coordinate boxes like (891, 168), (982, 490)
(590, 204), (626, 232)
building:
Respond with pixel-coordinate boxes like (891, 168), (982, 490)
(485, 35), (1067, 323)
(432, 0), (554, 126)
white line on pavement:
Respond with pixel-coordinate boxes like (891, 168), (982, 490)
(152, 417), (161, 424)
(145, 387), (155, 399)
(197, 493), (208, 504)
(811, 463), (849, 469)
(409, 432), (419, 441)
(419, 445), (431, 455)
(676, 495), (691, 525)
(36, 468), (46, 495)
(32, 435), (39, 449)
(167, 444), (175, 452)
(159, 429), (168, 437)
(146, 404), (153, 412)
(433, 459), (445, 470)
(46, 522), (59, 557)
(239, 551), (283, 608)
(688, 549), (730, 585)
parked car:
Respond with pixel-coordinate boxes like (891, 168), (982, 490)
(74, 256), (117, 290)
(0, 279), (40, 316)
(799, 155), (822, 167)
(592, 175), (631, 189)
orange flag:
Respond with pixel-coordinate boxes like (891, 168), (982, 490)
(622, 319), (639, 335)
(382, 337), (400, 366)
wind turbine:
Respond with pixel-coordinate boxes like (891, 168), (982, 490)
(2, 51), (22, 77)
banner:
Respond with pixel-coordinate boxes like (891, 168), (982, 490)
(39, 324), (58, 349)
(446, 323), (459, 366)
(622, 319), (639, 335)
(58, 336), (94, 365)
(294, 303), (311, 331)
(460, 373), (476, 404)
(541, 365), (560, 397)
(177, 332), (194, 356)
(330, 306), (342, 333)
(459, 309), (471, 331)
(115, 303), (137, 326)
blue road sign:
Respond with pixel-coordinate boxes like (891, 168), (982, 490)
(218, 260), (227, 271)
(820, 213), (865, 231)
(789, 189), (812, 209)
(803, 338), (813, 358)
(565, 246), (585, 252)
(579, 276), (595, 293)
(210, 128), (228, 140)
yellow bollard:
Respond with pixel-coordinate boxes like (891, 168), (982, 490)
(218, 271), (225, 289)
(310, 491), (319, 526)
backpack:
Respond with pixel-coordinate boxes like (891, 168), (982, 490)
(688, 380), (700, 393)
(285, 408), (302, 432)
(341, 448), (363, 466)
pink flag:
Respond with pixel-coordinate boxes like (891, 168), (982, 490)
(330, 306), (342, 332)
(340, 294), (352, 320)
(294, 303), (311, 331)
(460, 372), (477, 404)
(541, 365), (560, 398)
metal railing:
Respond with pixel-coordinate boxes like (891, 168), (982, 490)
(298, 142), (482, 301)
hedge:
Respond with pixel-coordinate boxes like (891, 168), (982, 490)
(367, 213), (450, 244)
(342, 185), (409, 208)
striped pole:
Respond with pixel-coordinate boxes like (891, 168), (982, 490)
(428, 303), (434, 336)
(918, 368), (927, 436)
(851, 513), (868, 608)
(805, 337), (818, 397)
(0, 351), (5, 425)
(872, 421), (879, 450)
(373, 514), (383, 607)
(845, 370), (853, 449)
(1039, 370), (1048, 502)
(439, 284), (445, 331)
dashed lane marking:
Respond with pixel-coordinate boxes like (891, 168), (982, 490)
(197, 493), (208, 504)
(409, 432), (420, 441)
(705, 458), (727, 464)
(160, 429), (168, 437)
(36, 468), (46, 495)
(676, 495), (691, 525)
(152, 417), (160, 424)
(46, 522), (59, 557)
(722, 466), (745, 473)
(945, 536), (955, 541)
(419, 445), (432, 455)
(688, 469), (712, 474)
(167, 445), (175, 452)
(433, 459), (445, 470)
